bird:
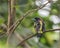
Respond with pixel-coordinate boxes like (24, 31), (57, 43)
(33, 17), (45, 41)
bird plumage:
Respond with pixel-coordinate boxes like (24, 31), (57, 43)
(34, 17), (45, 37)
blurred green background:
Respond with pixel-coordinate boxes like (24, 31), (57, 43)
(0, 0), (60, 48)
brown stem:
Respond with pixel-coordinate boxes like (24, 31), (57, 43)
(7, 0), (11, 34)
(7, 0), (16, 35)
(7, 0), (16, 47)
(44, 29), (60, 32)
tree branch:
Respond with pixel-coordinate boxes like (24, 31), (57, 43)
(17, 28), (60, 46)
(7, 0), (16, 47)
(7, 0), (16, 35)
(7, 0), (11, 34)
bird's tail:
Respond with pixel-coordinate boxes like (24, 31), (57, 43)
(37, 33), (42, 37)
(37, 33), (43, 43)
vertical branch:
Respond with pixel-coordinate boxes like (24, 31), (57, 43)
(11, 0), (16, 26)
(7, 0), (11, 34)
(7, 0), (16, 35)
(7, 0), (16, 47)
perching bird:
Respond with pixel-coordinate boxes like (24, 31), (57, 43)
(33, 17), (45, 38)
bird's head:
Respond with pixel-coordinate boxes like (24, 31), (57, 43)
(33, 17), (41, 22)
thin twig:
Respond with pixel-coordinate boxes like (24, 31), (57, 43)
(17, 28), (60, 46)
(44, 29), (60, 32)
